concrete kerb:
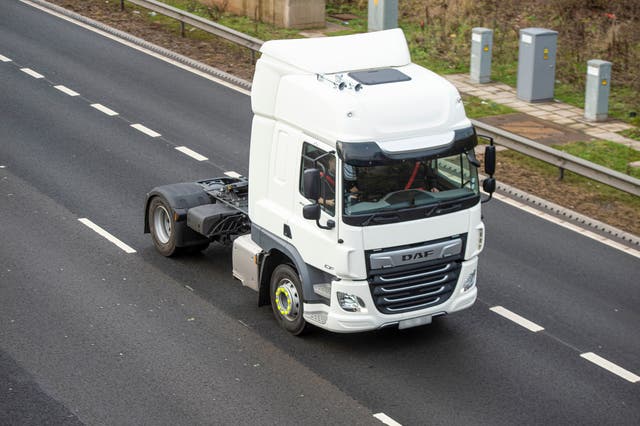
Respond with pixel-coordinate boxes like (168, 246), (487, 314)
(28, 0), (253, 91)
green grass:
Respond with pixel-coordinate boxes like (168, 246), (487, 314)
(620, 127), (640, 142)
(553, 140), (640, 178)
(500, 150), (640, 212)
(462, 95), (517, 119)
(325, 2), (640, 128)
(146, 0), (639, 130)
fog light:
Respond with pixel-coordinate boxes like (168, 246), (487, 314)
(463, 270), (477, 292)
(337, 292), (364, 312)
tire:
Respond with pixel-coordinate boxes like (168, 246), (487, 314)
(270, 264), (309, 335)
(148, 196), (180, 257)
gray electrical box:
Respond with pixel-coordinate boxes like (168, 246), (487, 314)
(470, 27), (493, 83)
(584, 60), (612, 121)
(368, 0), (398, 32)
(517, 28), (558, 102)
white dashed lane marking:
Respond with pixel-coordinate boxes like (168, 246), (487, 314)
(54, 85), (80, 96)
(580, 352), (640, 383)
(175, 146), (208, 161)
(374, 413), (402, 426)
(131, 123), (161, 138)
(78, 218), (136, 254)
(20, 67), (44, 79)
(90, 103), (119, 116)
(0, 54), (12, 62)
(490, 306), (545, 332)
(224, 171), (242, 178)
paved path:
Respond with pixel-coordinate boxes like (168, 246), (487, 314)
(444, 74), (640, 151)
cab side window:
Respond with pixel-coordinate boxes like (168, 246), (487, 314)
(299, 143), (335, 216)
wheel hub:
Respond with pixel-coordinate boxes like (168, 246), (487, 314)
(153, 205), (172, 244)
(275, 279), (299, 321)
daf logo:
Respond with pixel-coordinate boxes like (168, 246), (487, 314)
(402, 250), (435, 262)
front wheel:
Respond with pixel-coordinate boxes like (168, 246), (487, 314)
(148, 196), (179, 257)
(270, 265), (309, 335)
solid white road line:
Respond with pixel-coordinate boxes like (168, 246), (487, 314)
(90, 103), (119, 116)
(0, 54), (12, 62)
(20, 68), (44, 79)
(224, 171), (242, 178)
(54, 85), (80, 96)
(490, 306), (545, 333)
(175, 146), (208, 161)
(580, 352), (640, 383)
(131, 124), (161, 137)
(374, 413), (402, 426)
(78, 218), (136, 254)
(493, 193), (640, 260)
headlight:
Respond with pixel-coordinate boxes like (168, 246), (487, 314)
(337, 292), (365, 312)
(463, 269), (477, 292)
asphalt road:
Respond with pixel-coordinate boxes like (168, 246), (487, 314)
(1, 1), (638, 425)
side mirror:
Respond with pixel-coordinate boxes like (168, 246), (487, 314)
(482, 177), (496, 194)
(303, 168), (321, 201)
(302, 203), (335, 230)
(484, 145), (496, 176)
(303, 203), (321, 221)
(478, 135), (497, 204)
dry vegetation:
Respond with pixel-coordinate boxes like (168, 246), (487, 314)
(333, 0), (640, 123)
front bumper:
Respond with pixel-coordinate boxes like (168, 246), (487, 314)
(303, 257), (478, 333)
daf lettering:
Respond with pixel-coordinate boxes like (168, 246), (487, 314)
(402, 250), (435, 262)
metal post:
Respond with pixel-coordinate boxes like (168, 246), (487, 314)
(517, 28), (558, 102)
(584, 60), (612, 122)
(120, 0), (125, 12)
(180, 21), (186, 37)
(470, 28), (493, 84)
(368, 0), (398, 32)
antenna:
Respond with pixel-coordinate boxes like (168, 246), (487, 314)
(316, 73), (364, 93)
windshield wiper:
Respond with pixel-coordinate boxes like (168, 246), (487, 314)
(362, 212), (400, 226)
(423, 196), (472, 217)
(358, 193), (478, 225)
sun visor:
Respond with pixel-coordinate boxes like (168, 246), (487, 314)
(337, 127), (477, 166)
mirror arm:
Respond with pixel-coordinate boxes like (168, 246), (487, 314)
(316, 218), (335, 230)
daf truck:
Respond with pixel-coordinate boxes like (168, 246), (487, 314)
(144, 28), (497, 334)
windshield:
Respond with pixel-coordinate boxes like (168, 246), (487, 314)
(342, 151), (479, 220)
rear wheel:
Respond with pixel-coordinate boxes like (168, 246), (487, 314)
(270, 264), (308, 335)
(148, 196), (180, 257)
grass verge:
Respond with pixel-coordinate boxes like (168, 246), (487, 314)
(553, 140), (640, 179)
(495, 150), (640, 235)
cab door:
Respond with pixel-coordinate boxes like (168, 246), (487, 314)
(287, 139), (340, 275)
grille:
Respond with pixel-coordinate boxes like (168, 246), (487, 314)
(368, 260), (461, 314)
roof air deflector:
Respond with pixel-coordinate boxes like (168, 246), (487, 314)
(348, 69), (411, 85)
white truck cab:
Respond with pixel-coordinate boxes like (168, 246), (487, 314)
(145, 29), (496, 335)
